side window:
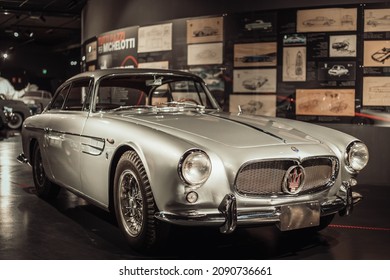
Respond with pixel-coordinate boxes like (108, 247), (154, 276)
(50, 84), (70, 110)
(95, 78), (146, 111)
(63, 79), (92, 111)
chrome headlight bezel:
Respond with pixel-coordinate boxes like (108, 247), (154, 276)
(178, 149), (212, 186)
(345, 141), (369, 173)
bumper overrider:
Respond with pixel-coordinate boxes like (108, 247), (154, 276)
(155, 180), (363, 234)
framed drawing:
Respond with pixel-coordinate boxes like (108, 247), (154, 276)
(364, 40), (390, 67)
(138, 23), (172, 53)
(187, 16), (223, 44)
(363, 76), (390, 106)
(229, 94), (276, 116)
(296, 89), (355, 116)
(364, 8), (390, 32)
(329, 35), (357, 57)
(234, 42), (277, 67)
(297, 8), (357, 32)
(283, 47), (306, 82)
(138, 61), (169, 69)
(233, 69), (277, 93)
(318, 61), (356, 81)
(187, 43), (223, 65)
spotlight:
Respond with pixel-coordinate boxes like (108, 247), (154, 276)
(13, 31), (19, 37)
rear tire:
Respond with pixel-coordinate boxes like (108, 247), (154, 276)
(114, 150), (169, 252)
(32, 142), (60, 199)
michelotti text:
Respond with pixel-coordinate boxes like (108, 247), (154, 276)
(98, 31), (135, 54)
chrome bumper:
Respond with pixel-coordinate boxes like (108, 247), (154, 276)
(155, 181), (362, 234)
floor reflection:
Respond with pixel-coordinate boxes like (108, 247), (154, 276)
(0, 130), (389, 260)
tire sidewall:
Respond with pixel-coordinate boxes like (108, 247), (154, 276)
(7, 112), (23, 129)
(113, 152), (151, 250)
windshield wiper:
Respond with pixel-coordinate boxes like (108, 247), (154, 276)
(162, 101), (205, 111)
(111, 105), (155, 112)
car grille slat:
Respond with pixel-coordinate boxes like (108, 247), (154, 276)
(235, 157), (337, 196)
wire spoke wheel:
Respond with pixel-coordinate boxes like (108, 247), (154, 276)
(114, 150), (170, 252)
(118, 170), (144, 237)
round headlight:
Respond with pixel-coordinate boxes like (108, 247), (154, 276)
(179, 150), (211, 185)
(346, 142), (369, 172)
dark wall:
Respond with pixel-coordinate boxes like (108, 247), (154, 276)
(82, 0), (390, 41)
(81, 0), (390, 187)
(322, 124), (390, 186)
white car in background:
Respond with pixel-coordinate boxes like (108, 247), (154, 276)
(22, 90), (52, 114)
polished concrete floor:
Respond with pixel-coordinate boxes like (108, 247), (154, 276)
(1, 130), (389, 260)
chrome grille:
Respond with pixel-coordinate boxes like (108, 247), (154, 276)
(235, 157), (338, 196)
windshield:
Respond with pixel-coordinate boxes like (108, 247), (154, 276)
(94, 74), (220, 113)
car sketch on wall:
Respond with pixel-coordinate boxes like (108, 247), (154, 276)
(329, 35), (357, 57)
(332, 40), (350, 51)
(369, 82), (390, 92)
(302, 16), (335, 26)
(240, 52), (276, 63)
(283, 34), (306, 45)
(192, 26), (219, 37)
(17, 69), (369, 252)
(366, 15), (390, 27)
(242, 76), (268, 90)
(371, 47), (390, 63)
(297, 8), (357, 32)
(244, 19), (272, 30)
(328, 65), (349, 77)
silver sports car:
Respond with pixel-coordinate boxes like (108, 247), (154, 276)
(18, 69), (369, 252)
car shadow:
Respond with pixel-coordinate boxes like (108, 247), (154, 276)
(33, 189), (338, 259)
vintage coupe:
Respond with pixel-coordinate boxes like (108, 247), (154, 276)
(328, 65), (349, 77)
(18, 69), (369, 252)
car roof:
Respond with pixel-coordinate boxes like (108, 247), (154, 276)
(67, 68), (203, 83)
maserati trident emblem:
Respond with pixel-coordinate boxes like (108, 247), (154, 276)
(282, 165), (305, 194)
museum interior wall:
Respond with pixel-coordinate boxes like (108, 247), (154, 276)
(81, 0), (390, 186)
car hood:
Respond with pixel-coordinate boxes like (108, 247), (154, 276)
(116, 111), (321, 148)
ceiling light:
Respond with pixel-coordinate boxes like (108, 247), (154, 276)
(13, 31), (19, 37)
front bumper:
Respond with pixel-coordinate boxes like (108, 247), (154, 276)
(155, 180), (362, 234)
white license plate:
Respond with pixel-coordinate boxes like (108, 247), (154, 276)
(278, 202), (320, 231)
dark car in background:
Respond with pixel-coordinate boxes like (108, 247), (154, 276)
(0, 94), (32, 129)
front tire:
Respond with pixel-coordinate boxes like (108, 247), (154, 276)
(32, 142), (60, 199)
(114, 150), (169, 252)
